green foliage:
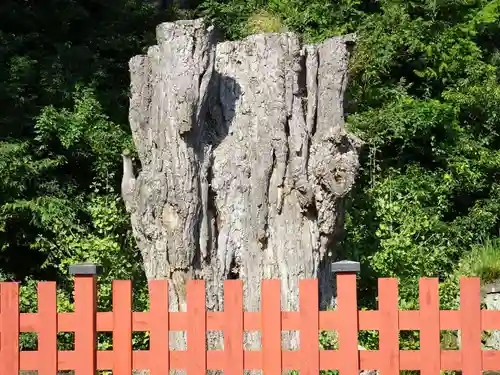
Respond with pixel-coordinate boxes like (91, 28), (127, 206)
(35, 85), (131, 175)
(246, 10), (286, 34)
(198, 0), (365, 41)
(0, 0), (170, 279)
(458, 238), (500, 283)
(342, 0), (500, 308)
(438, 237), (500, 310)
(0, 0), (163, 352)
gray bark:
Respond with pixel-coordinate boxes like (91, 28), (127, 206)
(480, 281), (500, 350)
(124, 17), (361, 360)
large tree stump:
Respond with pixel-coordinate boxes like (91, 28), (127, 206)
(123, 18), (361, 356)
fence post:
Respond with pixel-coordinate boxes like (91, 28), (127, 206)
(332, 260), (360, 375)
(0, 281), (20, 375)
(69, 263), (103, 375)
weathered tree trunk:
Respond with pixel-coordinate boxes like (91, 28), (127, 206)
(123, 17), (360, 358)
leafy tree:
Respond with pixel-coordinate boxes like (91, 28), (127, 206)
(0, 0), (172, 282)
(343, 0), (500, 305)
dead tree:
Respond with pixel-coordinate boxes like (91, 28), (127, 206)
(123, 18), (361, 353)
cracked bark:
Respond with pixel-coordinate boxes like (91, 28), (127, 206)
(124, 18), (361, 368)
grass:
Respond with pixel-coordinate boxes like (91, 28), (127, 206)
(245, 10), (287, 34)
(457, 237), (500, 283)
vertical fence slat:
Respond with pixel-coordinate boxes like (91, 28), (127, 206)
(149, 280), (170, 375)
(419, 278), (440, 375)
(336, 273), (360, 375)
(262, 279), (282, 375)
(38, 282), (58, 375)
(0, 282), (20, 375)
(187, 280), (207, 375)
(113, 280), (133, 374)
(460, 277), (482, 375)
(224, 280), (243, 375)
(300, 279), (319, 375)
(378, 278), (399, 375)
(73, 275), (98, 374)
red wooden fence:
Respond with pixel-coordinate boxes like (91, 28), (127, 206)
(1, 269), (500, 374)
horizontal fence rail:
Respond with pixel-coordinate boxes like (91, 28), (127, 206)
(1, 270), (500, 374)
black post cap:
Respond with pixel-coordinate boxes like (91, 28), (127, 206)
(69, 263), (103, 276)
(331, 260), (360, 273)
